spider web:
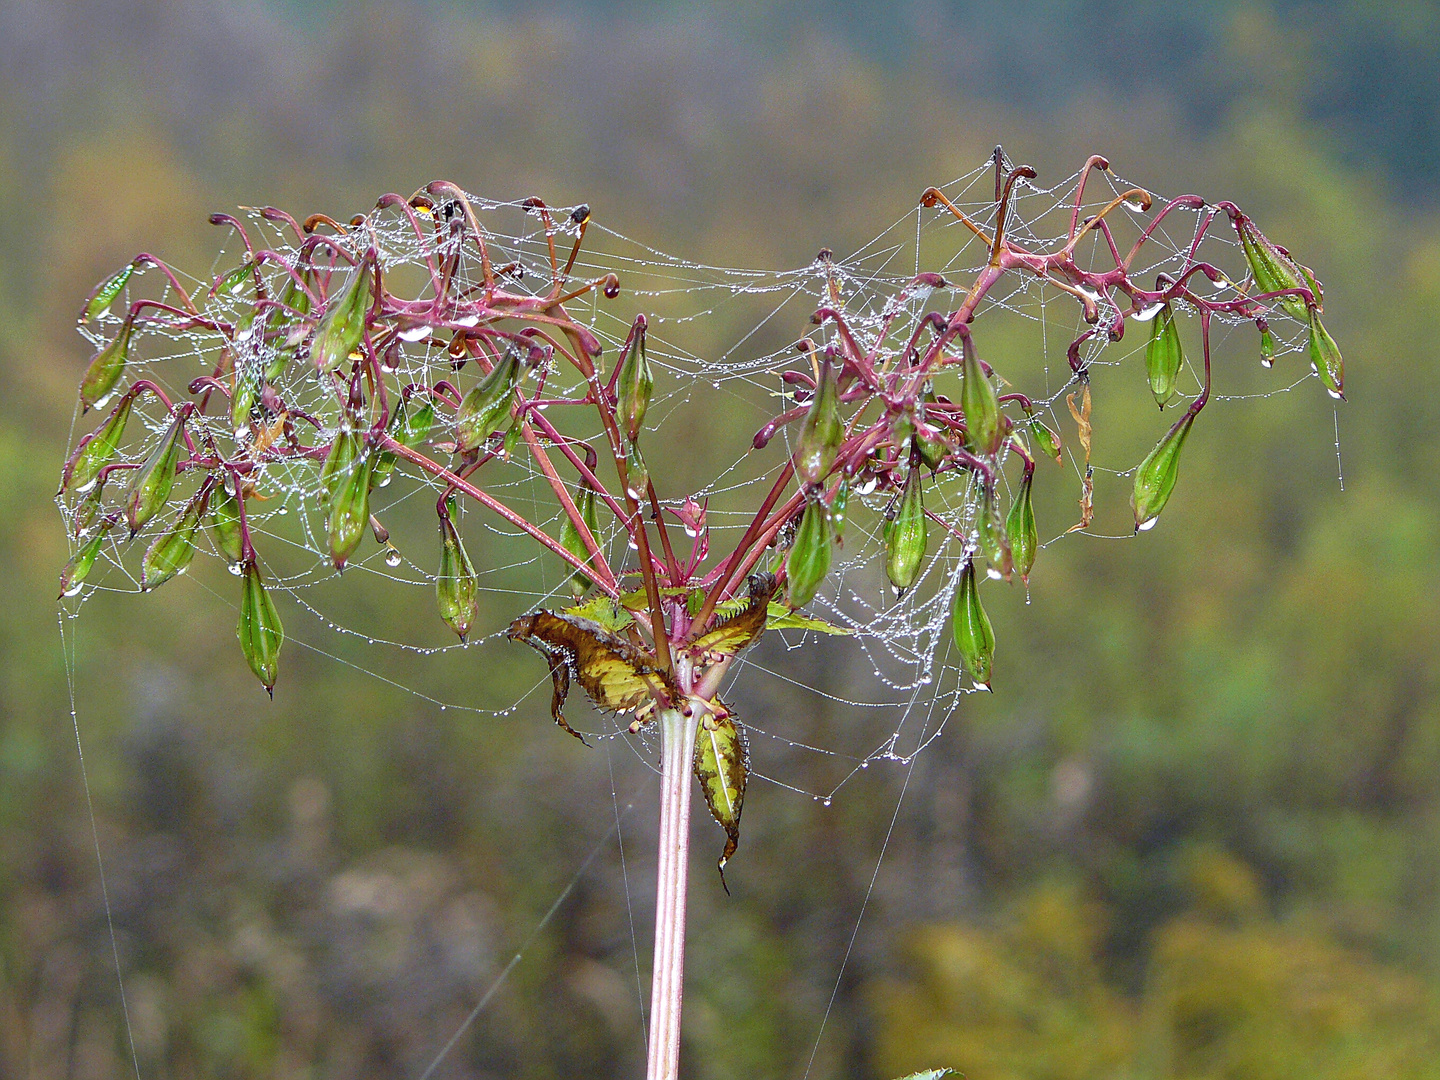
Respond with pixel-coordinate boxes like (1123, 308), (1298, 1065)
(55, 151), (1332, 1073)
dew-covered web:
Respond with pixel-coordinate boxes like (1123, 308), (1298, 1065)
(56, 150), (1337, 1072)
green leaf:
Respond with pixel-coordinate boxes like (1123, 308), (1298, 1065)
(693, 703), (749, 889)
(563, 594), (634, 634)
(237, 558), (284, 695)
(892, 1070), (958, 1080)
(765, 602), (853, 634)
(558, 483), (602, 597)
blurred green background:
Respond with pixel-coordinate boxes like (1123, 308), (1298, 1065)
(4, 1), (1440, 1077)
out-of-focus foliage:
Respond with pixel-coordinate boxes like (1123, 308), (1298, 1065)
(1, 1), (1438, 1077)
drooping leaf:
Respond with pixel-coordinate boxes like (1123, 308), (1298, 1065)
(563, 594), (634, 634)
(690, 573), (777, 656)
(693, 701), (749, 889)
(764, 603), (854, 635)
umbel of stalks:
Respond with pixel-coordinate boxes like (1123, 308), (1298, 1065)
(794, 353), (843, 486)
(124, 408), (188, 535)
(785, 491), (834, 607)
(616, 317), (654, 443)
(951, 557), (995, 689)
(310, 257), (374, 374)
(238, 557), (284, 696)
(558, 481), (601, 597)
(436, 497), (479, 640)
(1146, 302), (1184, 408)
(1132, 409), (1197, 531)
(961, 333), (1002, 455)
(456, 344), (522, 453)
(79, 318), (133, 412)
(63, 390), (136, 494)
(885, 464), (927, 594)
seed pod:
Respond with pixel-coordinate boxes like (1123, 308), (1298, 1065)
(80, 262), (135, 324)
(456, 345), (521, 452)
(210, 477), (244, 564)
(1296, 261), (1325, 313)
(1307, 307), (1344, 400)
(977, 485), (1014, 582)
(1145, 302), (1184, 407)
(624, 440), (649, 501)
(124, 410), (187, 534)
(237, 558), (284, 695)
(310, 259), (373, 374)
(436, 499), (479, 640)
(885, 465), (927, 594)
(79, 320), (133, 412)
(1259, 323), (1276, 368)
(961, 336), (1002, 455)
(951, 557), (995, 689)
(1237, 218), (1308, 321)
(1132, 409), (1198, 532)
(72, 478), (106, 536)
(319, 425), (361, 503)
(558, 482), (601, 597)
(616, 320), (654, 442)
(265, 270), (314, 381)
(794, 354), (843, 485)
(325, 447), (373, 569)
(231, 366), (260, 437)
(142, 487), (209, 591)
(1006, 466), (1037, 584)
(59, 520), (116, 598)
(1029, 418), (1062, 463)
(65, 392), (136, 494)
(785, 494), (834, 607)
(830, 476), (850, 544)
(215, 260), (255, 297)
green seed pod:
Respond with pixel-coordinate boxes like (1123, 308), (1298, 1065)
(231, 366), (260, 437)
(558, 482), (601, 597)
(400, 394), (436, 447)
(624, 440), (650, 501)
(265, 270), (313, 381)
(310, 259), (373, 374)
(1029, 418), (1062, 463)
(59, 520), (116, 598)
(79, 320), (133, 412)
(72, 478), (106, 536)
(124, 410), (187, 534)
(215, 260), (255, 297)
(65, 392), (136, 494)
(951, 557), (995, 689)
(961, 336), (1002, 455)
(210, 478), (244, 564)
(885, 466), (928, 594)
(1006, 467), (1037, 584)
(456, 345), (521, 452)
(142, 487), (209, 591)
(80, 262), (135, 324)
(325, 448), (372, 569)
(436, 500), (479, 640)
(1132, 410), (1198, 532)
(319, 425), (361, 503)
(794, 355), (843, 485)
(237, 558), (284, 695)
(785, 494), (834, 607)
(830, 476), (850, 544)
(1296, 261), (1325, 313)
(1307, 308), (1345, 400)
(977, 485), (1013, 582)
(616, 321), (654, 443)
(1259, 324), (1276, 368)
(1237, 219), (1308, 321)
(1145, 302), (1184, 408)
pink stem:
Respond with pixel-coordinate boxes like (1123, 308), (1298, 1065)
(646, 704), (696, 1080)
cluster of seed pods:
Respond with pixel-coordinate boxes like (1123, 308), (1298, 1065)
(57, 155), (1342, 701)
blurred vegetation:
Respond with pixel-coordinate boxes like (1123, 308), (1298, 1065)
(1, 1), (1438, 1078)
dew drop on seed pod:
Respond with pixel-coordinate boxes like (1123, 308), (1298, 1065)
(228, 561), (244, 576)
(376, 473), (392, 488)
(1123, 198), (1145, 213)
(454, 314), (479, 328)
(1137, 516), (1159, 532)
(62, 580), (84, 597)
(1327, 387), (1344, 400)
(398, 325), (431, 342)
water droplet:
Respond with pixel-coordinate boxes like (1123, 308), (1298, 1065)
(276, 505), (288, 515)
(1260, 356), (1274, 369)
(627, 537), (640, 551)
(228, 561), (244, 576)
(1123, 197), (1145, 213)
(398, 324), (432, 342)
(821, 797), (832, 807)
(376, 473), (392, 488)
(860, 761), (869, 769)
(986, 567), (1003, 580)
(1327, 388), (1344, 400)
(1137, 516), (1159, 532)
(385, 546), (403, 567)
(1133, 303), (1164, 323)
(62, 581), (84, 597)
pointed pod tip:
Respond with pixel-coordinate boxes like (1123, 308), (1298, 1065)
(265, 685), (274, 700)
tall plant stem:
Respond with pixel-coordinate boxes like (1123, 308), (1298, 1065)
(647, 707), (696, 1080)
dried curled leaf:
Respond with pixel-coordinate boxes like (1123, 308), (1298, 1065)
(689, 572), (778, 657)
(693, 700), (748, 891)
